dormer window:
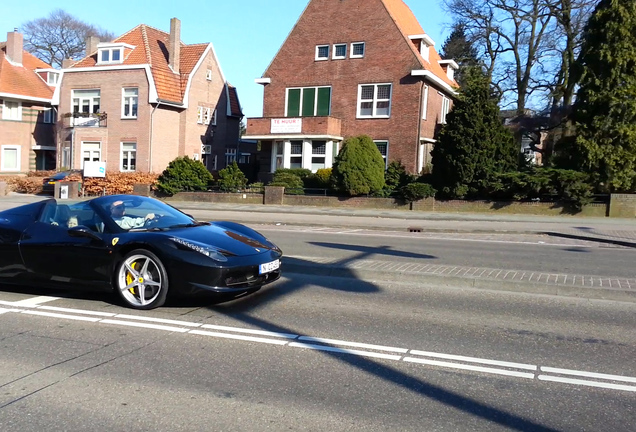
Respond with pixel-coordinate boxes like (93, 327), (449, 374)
(47, 72), (60, 86)
(410, 34), (435, 62)
(96, 43), (133, 65)
(438, 60), (459, 81)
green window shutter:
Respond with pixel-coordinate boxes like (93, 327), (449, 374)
(302, 88), (316, 117)
(317, 87), (331, 116)
(287, 89), (301, 117)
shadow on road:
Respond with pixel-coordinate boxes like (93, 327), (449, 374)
(542, 231), (636, 249)
(307, 242), (437, 260)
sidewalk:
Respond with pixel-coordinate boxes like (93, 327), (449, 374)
(3, 193), (636, 247)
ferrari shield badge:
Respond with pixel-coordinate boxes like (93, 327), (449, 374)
(112, 237), (119, 246)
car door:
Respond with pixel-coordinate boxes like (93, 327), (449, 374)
(19, 207), (113, 286)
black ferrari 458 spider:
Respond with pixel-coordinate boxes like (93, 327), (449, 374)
(0, 195), (282, 309)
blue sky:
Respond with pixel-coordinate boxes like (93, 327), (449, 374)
(1, 0), (451, 118)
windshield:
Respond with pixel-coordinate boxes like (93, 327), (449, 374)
(94, 196), (198, 232)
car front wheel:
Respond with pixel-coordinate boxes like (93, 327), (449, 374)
(115, 249), (168, 310)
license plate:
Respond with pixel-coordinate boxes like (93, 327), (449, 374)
(259, 259), (280, 274)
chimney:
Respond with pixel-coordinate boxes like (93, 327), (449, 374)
(62, 58), (75, 69)
(169, 17), (181, 72)
(6, 30), (23, 66)
(85, 36), (100, 57)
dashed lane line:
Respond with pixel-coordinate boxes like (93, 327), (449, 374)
(1, 300), (635, 393)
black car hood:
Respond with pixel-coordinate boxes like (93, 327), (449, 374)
(166, 224), (276, 257)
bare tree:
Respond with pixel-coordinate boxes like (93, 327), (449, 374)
(21, 9), (115, 68)
(444, 0), (596, 157)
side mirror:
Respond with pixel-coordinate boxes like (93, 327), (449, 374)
(68, 226), (101, 241)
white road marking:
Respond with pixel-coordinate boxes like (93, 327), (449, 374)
(190, 329), (290, 345)
(538, 375), (636, 392)
(404, 357), (536, 379)
(1, 302), (635, 393)
(298, 336), (408, 353)
(114, 314), (203, 328)
(201, 324), (298, 339)
(409, 350), (537, 371)
(540, 367), (636, 384)
(289, 342), (403, 360)
(38, 306), (116, 317)
(101, 319), (189, 333)
(11, 296), (60, 307)
(21, 310), (101, 322)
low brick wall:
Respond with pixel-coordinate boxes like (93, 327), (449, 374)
(413, 199), (608, 217)
(164, 191), (264, 205)
(159, 190), (613, 218)
(609, 194), (636, 218)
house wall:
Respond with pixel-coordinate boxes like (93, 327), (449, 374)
(59, 69), (152, 172)
(151, 106), (181, 173)
(259, 0), (455, 173)
(0, 100), (55, 174)
(184, 47), (226, 168)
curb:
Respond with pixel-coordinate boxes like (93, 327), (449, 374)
(282, 261), (636, 304)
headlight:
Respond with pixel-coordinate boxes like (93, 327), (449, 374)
(171, 238), (228, 262)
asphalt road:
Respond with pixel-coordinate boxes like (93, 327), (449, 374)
(0, 273), (634, 432)
(0, 196), (634, 430)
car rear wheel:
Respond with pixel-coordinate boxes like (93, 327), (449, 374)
(115, 249), (168, 310)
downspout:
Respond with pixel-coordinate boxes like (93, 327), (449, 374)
(149, 101), (162, 172)
(416, 80), (425, 175)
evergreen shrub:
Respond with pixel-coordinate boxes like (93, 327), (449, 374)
(156, 156), (213, 196)
(331, 135), (385, 196)
(217, 161), (248, 192)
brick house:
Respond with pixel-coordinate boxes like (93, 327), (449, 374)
(53, 18), (243, 174)
(244, 0), (458, 180)
(0, 30), (57, 174)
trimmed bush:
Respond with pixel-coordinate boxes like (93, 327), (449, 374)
(156, 156), (213, 196)
(269, 170), (304, 195)
(331, 135), (385, 196)
(217, 161), (248, 192)
(383, 160), (415, 196)
(274, 168), (312, 179)
(304, 168), (333, 189)
(401, 182), (437, 203)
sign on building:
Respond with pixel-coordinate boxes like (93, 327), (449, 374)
(271, 118), (302, 134)
(201, 144), (212, 154)
(83, 161), (106, 177)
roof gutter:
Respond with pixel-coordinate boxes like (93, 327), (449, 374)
(411, 70), (458, 96)
(0, 92), (52, 104)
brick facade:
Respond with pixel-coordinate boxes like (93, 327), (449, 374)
(55, 20), (241, 175)
(244, 0), (457, 176)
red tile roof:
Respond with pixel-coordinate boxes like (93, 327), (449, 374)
(71, 25), (209, 104)
(227, 84), (242, 117)
(382, 0), (458, 89)
(0, 42), (54, 101)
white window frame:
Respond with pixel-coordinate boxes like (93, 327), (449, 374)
(47, 72), (60, 85)
(197, 106), (204, 124)
(206, 69), (213, 81)
(374, 141), (389, 168)
(422, 85), (429, 120)
(2, 100), (22, 121)
(211, 108), (217, 126)
(350, 42), (365, 58)
(420, 41), (430, 62)
(97, 47), (123, 65)
(272, 141), (284, 172)
(81, 141), (102, 169)
(72, 89), (101, 114)
(43, 107), (56, 124)
(357, 83), (392, 119)
(332, 43), (347, 60)
(120, 142), (137, 172)
(315, 45), (330, 61)
(225, 148), (237, 167)
(1, 145), (21, 172)
(440, 94), (451, 124)
(121, 87), (138, 119)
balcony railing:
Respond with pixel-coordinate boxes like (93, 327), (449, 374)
(63, 112), (108, 128)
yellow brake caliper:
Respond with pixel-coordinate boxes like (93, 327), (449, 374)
(126, 262), (137, 295)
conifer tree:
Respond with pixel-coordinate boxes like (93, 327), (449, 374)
(431, 68), (517, 198)
(565, 0), (636, 192)
(440, 22), (479, 88)
(331, 135), (385, 196)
